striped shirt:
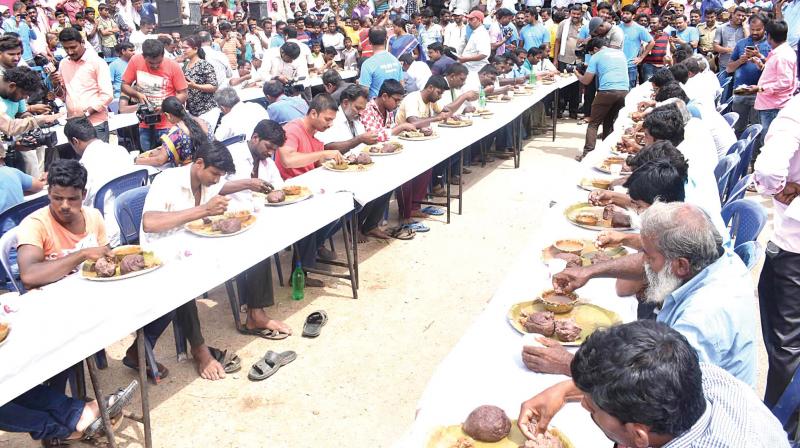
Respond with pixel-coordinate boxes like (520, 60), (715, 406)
(642, 32), (670, 66)
(663, 363), (789, 448)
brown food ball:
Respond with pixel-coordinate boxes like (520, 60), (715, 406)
(212, 218), (242, 234)
(462, 405), (512, 443)
(523, 311), (555, 336)
(267, 190), (286, 203)
(355, 152), (372, 165)
(554, 319), (582, 342)
(554, 252), (582, 268)
(94, 256), (117, 277)
(119, 254), (145, 275)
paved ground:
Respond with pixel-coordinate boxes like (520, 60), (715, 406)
(0, 120), (771, 447)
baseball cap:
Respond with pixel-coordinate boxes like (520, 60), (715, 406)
(452, 8), (466, 15)
(588, 17), (604, 34)
(466, 10), (484, 22)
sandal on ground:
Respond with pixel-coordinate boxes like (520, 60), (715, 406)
(208, 347), (242, 373)
(302, 310), (328, 338)
(238, 326), (290, 340)
(83, 380), (139, 439)
(403, 222), (429, 233)
(388, 226), (415, 240)
(122, 357), (169, 380)
(421, 206), (444, 216)
(248, 351), (297, 381)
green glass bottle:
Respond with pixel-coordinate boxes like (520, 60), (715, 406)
(291, 262), (305, 300)
(479, 85), (487, 108)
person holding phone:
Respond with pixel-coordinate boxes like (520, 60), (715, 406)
(726, 12), (771, 135)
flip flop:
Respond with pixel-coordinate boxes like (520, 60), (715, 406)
(404, 222), (429, 233)
(302, 310), (328, 338)
(388, 226), (415, 240)
(208, 346), (242, 374)
(238, 326), (290, 340)
(248, 350), (297, 381)
(122, 356), (169, 380)
(83, 380), (139, 439)
(421, 206), (444, 216)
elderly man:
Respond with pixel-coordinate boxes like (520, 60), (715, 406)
(525, 202), (757, 388)
(518, 321), (788, 448)
(214, 87), (270, 141)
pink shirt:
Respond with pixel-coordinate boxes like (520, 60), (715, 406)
(58, 49), (113, 126)
(755, 43), (798, 111)
(754, 95), (800, 253)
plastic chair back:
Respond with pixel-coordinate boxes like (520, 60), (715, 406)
(717, 97), (733, 114)
(723, 112), (739, 128)
(725, 174), (753, 207)
(725, 139), (746, 156)
(733, 241), (761, 270)
(0, 229), (21, 293)
(721, 199), (768, 246)
(114, 186), (150, 245)
(92, 169), (149, 216)
(0, 195), (50, 233)
(731, 125), (763, 187)
(741, 123), (763, 144)
(714, 153), (740, 200)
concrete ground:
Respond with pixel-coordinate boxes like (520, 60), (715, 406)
(0, 120), (771, 447)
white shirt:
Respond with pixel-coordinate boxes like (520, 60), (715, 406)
(286, 38), (312, 78)
(461, 25), (490, 73)
(245, 32), (265, 60)
(443, 23), (467, 54)
(463, 71), (482, 93)
(406, 61), (432, 91)
(322, 32), (345, 61)
(624, 81), (653, 110)
(530, 58), (557, 74)
(684, 75), (716, 117)
(129, 31), (157, 54)
(316, 106), (366, 150)
(215, 101), (271, 141)
(203, 46), (234, 88)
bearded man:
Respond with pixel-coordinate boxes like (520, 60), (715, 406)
(521, 202), (757, 388)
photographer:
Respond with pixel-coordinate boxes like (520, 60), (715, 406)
(575, 37), (629, 161)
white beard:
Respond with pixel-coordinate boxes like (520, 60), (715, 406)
(644, 262), (684, 305)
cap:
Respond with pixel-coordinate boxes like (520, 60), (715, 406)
(452, 8), (466, 15)
(466, 10), (484, 22)
(588, 17), (604, 34)
(0, 6), (9, 14)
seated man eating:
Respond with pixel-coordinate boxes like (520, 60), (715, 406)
(518, 320), (787, 447)
(16, 160), (175, 379)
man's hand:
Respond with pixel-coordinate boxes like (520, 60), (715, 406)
(394, 122), (417, 133)
(596, 230), (627, 248)
(204, 195), (230, 216)
(518, 381), (569, 439)
(248, 178), (273, 193)
(49, 72), (63, 86)
(81, 246), (113, 262)
(323, 149), (345, 163)
(521, 338), (573, 375)
(463, 104), (477, 113)
(775, 182), (800, 205)
(588, 190), (616, 206)
(465, 91), (479, 101)
(359, 131), (379, 145)
(552, 266), (591, 293)
(27, 104), (52, 114)
(637, 100), (655, 112)
(40, 112), (64, 124)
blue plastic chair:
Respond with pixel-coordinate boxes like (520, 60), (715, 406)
(741, 123), (763, 144)
(734, 241), (760, 270)
(0, 195), (49, 233)
(714, 153), (740, 200)
(0, 229), (21, 293)
(725, 139), (747, 156)
(115, 186), (150, 246)
(723, 112), (739, 128)
(93, 170), (149, 216)
(730, 125), (763, 190)
(724, 174), (753, 207)
(721, 199), (768, 246)
(717, 96), (733, 114)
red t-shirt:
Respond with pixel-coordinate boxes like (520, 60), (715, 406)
(276, 119), (323, 180)
(121, 54), (189, 130)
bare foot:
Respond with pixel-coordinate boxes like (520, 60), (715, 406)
(72, 400), (99, 436)
(192, 344), (226, 381)
(358, 232), (369, 243)
(366, 227), (391, 240)
(410, 210), (428, 219)
(246, 308), (292, 334)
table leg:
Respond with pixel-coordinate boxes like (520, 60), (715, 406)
(137, 329), (153, 448)
(552, 88), (560, 142)
(351, 210), (359, 289)
(480, 138), (487, 168)
(514, 117), (521, 169)
(341, 214), (358, 299)
(458, 150), (463, 215)
(445, 157), (451, 224)
(85, 356), (118, 448)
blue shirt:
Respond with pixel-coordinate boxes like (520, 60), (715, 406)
(0, 166), (32, 214)
(520, 23), (549, 51)
(676, 26), (700, 53)
(3, 97), (26, 118)
(730, 37), (771, 87)
(267, 95), (309, 125)
(783, 0), (800, 47)
(358, 51), (403, 99)
(270, 34), (286, 48)
(2, 19), (35, 61)
(108, 57), (128, 98)
(656, 251), (757, 387)
(586, 47), (629, 91)
(620, 22), (652, 66)
(138, 3), (158, 24)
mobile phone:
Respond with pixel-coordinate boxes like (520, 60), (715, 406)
(670, 30), (677, 37)
(746, 45), (756, 51)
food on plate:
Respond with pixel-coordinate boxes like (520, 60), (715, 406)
(590, 178), (612, 189)
(521, 310), (556, 336)
(356, 152), (372, 164)
(602, 205), (631, 228)
(554, 319), (582, 342)
(399, 130), (424, 138)
(449, 437), (475, 448)
(93, 256), (117, 277)
(575, 212), (599, 226)
(369, 142), (402, 153)
(0, 321), (8, 343)
(420, 127), (434, 136)
(282, 185), (303, 196)
(540, 290), (578, 314)
(475, 108), (491, 114)
(211, 218), (242, 234)
(267, 190), (286, 203)
(554, 252), (582, 268)
(331, 160), (350, 170)
(462, 405), (512, 443)
(519, 433), (564, 448)
(553, 239), (583, 255)
(584, 250), (612, 264)
(119, 254), (145, 275)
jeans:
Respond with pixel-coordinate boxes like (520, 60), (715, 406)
(582, 78), (597, 117)
(94, 121), (109, 143)
(627, 65), (639, 88)
(0, 385), (85, 440)
(731, 94), (757, 137)
(557, 61), (580, 115)
(759, 109), (780, 139)
(641, 63), (660, 82)
(138, 127), (169, 152)
(582, 90), (627, 155)
(296, 220), (341, 269)
(358, 192), (392, 234)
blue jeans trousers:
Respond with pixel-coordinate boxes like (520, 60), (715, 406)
(0, 385), (85, 440)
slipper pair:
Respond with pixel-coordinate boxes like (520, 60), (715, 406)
(208, 346), (241, 374)
(388, 226), (415, 240)
(82, 380), (139, 439)
(238, 326), (290, 340)
(302, 311), (328, 338)
(248, 351), (297, 381)
(404, 222), (429, 233)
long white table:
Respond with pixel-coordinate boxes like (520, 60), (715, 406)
(0, 190), (354, 407)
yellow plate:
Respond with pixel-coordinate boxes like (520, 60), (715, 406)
(427, 420), (573, 448)
(255, 186), (314, 206)
(507, 301), (622, 345)
(80, 250), (163, 281)
(322, 161), (375, 172)
(577, 177), (616, 192)
(541, 239), (628, 267)
(564, 202), (633, 231)
(593, 157), (632, 175)
(398, 132), (439, 141)
(184, 213), (257, 237)
(363, 141), (404, 156)
(0, 321), (10, 348)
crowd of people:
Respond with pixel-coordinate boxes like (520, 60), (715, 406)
(0, 0), (798, 445)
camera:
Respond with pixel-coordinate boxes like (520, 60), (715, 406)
(564, 61), (587, 75)
(136, 103), (162, 126)
(574, 43), (586, 60)
(16, 127), (57, 149)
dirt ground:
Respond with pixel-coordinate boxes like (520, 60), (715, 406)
(0, 120), (771, 448)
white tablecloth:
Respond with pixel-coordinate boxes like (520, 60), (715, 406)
(0, 191), (354, 406)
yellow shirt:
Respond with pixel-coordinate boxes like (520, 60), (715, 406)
(344, 25), (360, 46)
(547, 22), (558, 59)
(396, 90), (442, 124)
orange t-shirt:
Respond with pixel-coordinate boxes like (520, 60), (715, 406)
(16, 206), (108, 261)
